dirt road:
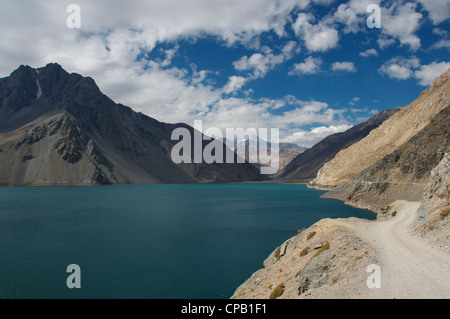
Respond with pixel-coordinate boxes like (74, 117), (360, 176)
(354, 201), (450, 298)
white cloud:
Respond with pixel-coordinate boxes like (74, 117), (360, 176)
(194, 97), (350, 145)
(379, 57), (420, 80)
(282, 41), (300, 59)
(414, 62), (450, 86)
(359, 48), (378, 57)
(282, 124), (352, 147)
(333, 0), (381, 33)
(161, 45), (179, 67)
(431, 40), (450, 50)
(0, 0), (443, 149)
(379, 57), (449, 86)
(381, 63), (414, 80)
(292, 13), (339, 52)
(223, 76), (248, 94)
(0, 0), (339, 134)
(381, 2), (423, 51)
(234, 53), (268, 78)
(289, 56), (322, 75)
(0, 0), (313, 76)
(417, 0), (450, 25)
(331, 61), (356, 72)
(331, 0), (423, 51)
(432, 28), (448, 36)
(233, 45), (294, 79)
(349, 97), (360, 106)
(377, 36), (396, 50)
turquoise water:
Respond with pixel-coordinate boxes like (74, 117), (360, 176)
(0, 183), (375, 299)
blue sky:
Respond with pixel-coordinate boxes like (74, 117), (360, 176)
(0, 0), (449, 146)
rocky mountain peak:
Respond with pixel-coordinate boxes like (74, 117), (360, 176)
(1, 65), (39, 111)
(0, 63), (268, 185)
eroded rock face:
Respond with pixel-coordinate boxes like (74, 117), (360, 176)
(311, 69), (450, 189)
(411, 151), (450, 253)
(53, 116), (90, 164)
(418, 151), (450, 224)
(322, 105), (449, 213)
(1, 112), (118, 185)
(231, 218), (377, 299)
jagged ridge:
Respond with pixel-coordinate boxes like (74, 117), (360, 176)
(0, 63), (268, 185)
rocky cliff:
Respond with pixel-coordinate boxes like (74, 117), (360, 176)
(231, 217), (379, 299)
(322, 104), (449, 213)
(311, 68), (450, 189)
(414, 150), (450, 251)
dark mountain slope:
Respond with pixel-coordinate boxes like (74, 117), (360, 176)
(0, 63), (268, 185)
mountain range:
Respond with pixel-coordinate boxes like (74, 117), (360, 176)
(2, 62), (448, 199)
(275, 107), (401, 182)
(0, 63), (268, 185)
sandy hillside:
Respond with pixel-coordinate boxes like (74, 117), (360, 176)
(312, 68), (450, 189)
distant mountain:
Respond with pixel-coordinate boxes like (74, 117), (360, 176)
(232, 138), (307, 173)
(276, 107), (400, 182)
(277, 143), (308, 171)
(0, 63), (268, 185)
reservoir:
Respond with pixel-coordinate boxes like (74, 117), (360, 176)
(0, 183), (375, 298)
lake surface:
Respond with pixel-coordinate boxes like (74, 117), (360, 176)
(0, 183), (375, 299)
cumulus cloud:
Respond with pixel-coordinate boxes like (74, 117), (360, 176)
(414, 62), (450, 86)
(232, 41), (300, 80)
(223, 76), (248, 94)
(190, 96), (351, 149)
(292, 13), (339, 52)
(331, 61), (356, 72)
(379, 56), (421, 80)
(282, 41), (301, 59)
(333, 0), (381, 33)
(417, 0), (450, 25)
(349, 97), (360, 106)
(289, 56), (322, 75)
(381, 2), (423, 51)
(359, 48), (378, 57)
(160, 45), (179, 67)
(431, 39), (450, 50)
(323, 0), (423, 51)
(0, 0), (445, 151)
(379, 57), (449, 86)
(377, 36), (396, 50)
(0, 0), (310, 75)
(282, 124), (352, 147)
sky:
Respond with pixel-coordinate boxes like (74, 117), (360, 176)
(0, 0), (449, 147)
